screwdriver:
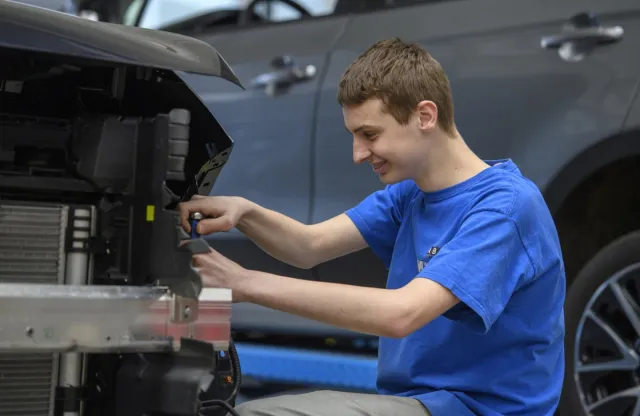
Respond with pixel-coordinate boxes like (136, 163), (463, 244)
(190, 212), (204, 239)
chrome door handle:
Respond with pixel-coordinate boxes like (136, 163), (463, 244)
(252, 55), (317, 96)
(541, 12), (623, 62)
(541, 25), (624, 49)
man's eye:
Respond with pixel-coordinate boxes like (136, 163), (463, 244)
(363, 132), (377, 139)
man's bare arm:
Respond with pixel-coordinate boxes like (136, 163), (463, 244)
(237, 202), (367, 269)
(179, 197), (368, 269)
(236, 270), (460, 338)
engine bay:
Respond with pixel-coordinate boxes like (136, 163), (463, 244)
(0, 38), (240, 416)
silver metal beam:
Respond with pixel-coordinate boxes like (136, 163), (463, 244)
(0, 284), (232, 353)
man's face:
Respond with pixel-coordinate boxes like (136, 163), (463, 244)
(343, 99), (429, 185)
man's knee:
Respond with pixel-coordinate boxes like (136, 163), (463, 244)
(229, 394), (299, 416)
(229, 395), (298, 416)
(229, 399), (266, 416)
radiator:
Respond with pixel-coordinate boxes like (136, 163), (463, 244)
(0, 202), (75, 416)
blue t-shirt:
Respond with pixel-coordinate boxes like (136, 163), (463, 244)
(345, 159), (565, 416)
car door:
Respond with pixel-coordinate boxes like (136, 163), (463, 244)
(167, 1), (349, 281)
(313, 0), (640, 287)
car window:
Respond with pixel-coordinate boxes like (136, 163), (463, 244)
(134, 0), (237, 28)
(254, 0), (337, 22)
(13, 0), (78, 14)
(125, 0), (338, 30)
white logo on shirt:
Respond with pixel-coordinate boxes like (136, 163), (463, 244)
(417, 247), (440, 272)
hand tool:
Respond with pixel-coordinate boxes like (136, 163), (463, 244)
(191, 212), (204, 239)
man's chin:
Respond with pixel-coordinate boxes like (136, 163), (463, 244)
(378, 170), (404, 185)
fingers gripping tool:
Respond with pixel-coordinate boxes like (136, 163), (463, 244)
(166, 211), (208, 320)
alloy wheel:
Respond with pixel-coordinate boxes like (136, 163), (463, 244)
(575, 262), (640, 415)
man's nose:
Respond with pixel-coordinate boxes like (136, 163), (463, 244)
(353, 140), (371, 164)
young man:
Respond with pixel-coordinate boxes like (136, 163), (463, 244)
(179, 38), (566, 416)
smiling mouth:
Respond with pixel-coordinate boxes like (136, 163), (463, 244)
(372, 161), (387, 172)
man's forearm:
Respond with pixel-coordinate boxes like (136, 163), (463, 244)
(239, 270), (412, 338)
(236, 201), (315, 269)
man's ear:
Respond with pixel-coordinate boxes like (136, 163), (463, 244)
(416, 100), (439, 132)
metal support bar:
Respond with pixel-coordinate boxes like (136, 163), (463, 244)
(60, 205), (94, 416)
(0, 284), (232, 353)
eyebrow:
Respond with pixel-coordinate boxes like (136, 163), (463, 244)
(346, 124), (378, 134)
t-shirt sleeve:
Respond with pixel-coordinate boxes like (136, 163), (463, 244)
(418, 210), (534, 334)
(345, 181), (417, 268)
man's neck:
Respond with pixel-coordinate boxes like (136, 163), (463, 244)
(415, 133), (490, 193)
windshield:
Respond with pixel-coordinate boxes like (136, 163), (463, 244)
(122, 0), (337, 29)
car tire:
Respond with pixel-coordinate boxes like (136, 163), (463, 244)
(558, 230), (640, 416)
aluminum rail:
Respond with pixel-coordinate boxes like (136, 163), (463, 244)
(0, 284), (232, 353)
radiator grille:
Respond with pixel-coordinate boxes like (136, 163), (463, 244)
(0, 202), (68, 416)
(0, 203), (67, 283)
(0, 354), (56, 416)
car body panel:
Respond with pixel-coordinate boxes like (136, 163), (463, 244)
(176, 16), (350, 284)
(0, 0), (242, 86)
(622, 85), (640, 132)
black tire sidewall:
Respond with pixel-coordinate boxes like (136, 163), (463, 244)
(559, 230), (640, 415)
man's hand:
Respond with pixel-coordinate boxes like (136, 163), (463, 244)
(178, 195), (252, 235)
(192, 248), (252, 302)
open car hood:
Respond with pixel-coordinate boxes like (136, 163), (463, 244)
(0, 0), (243, 199)
(0, 0), (242, 87)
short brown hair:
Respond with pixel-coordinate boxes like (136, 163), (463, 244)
(337, 37), (455, 136)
